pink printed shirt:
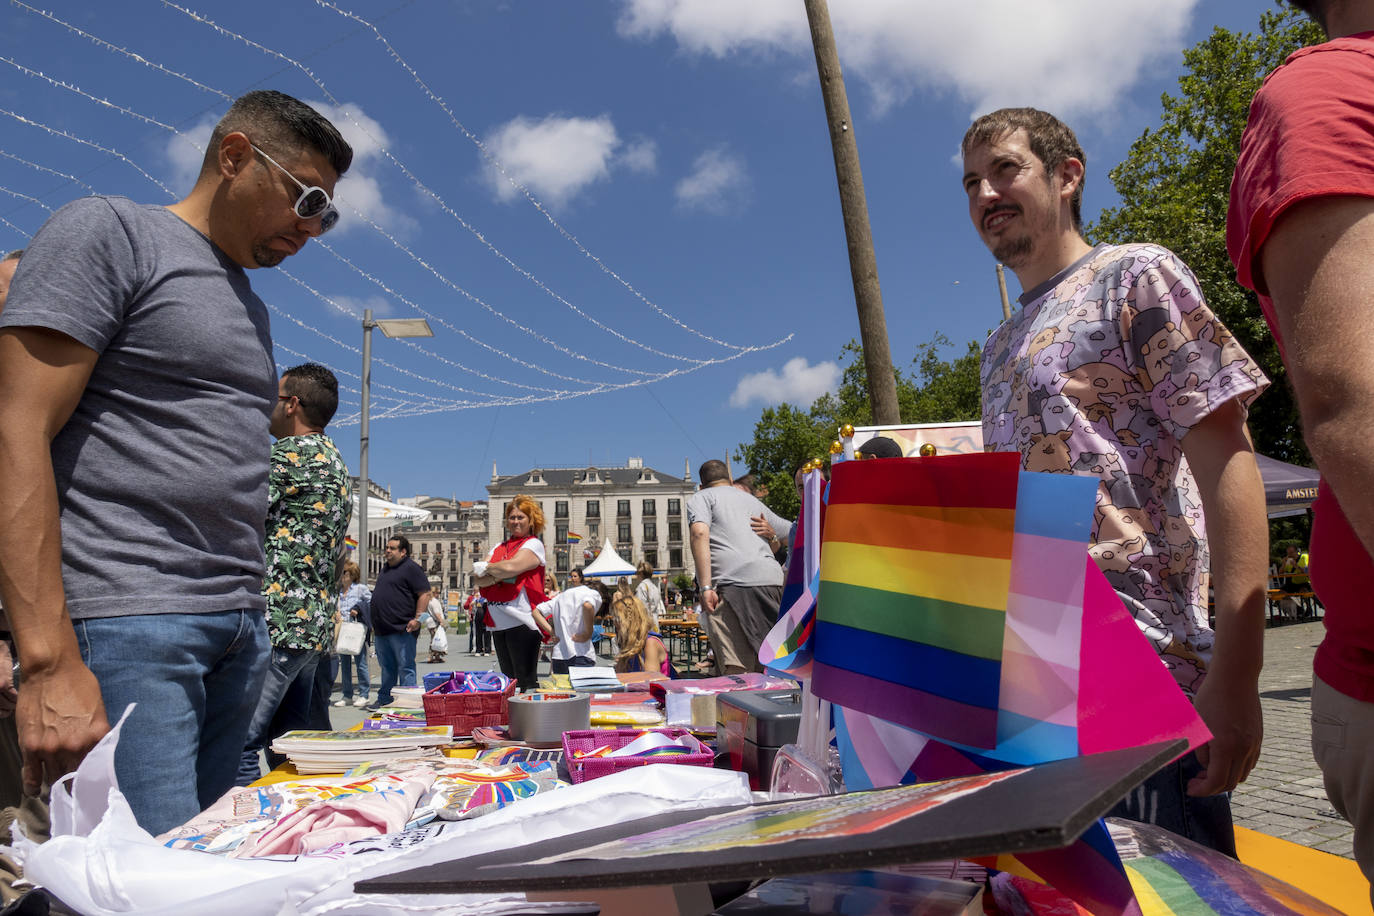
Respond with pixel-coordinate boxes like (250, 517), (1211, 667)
(981, 243), (1268, 695)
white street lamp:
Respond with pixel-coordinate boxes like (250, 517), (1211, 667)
(359, 308), (433, 582)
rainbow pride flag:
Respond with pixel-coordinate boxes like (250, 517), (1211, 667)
(567, 532), (583, 544)
(758, 468), (825, 679)
(813, 453), (1020, 749)
(344, 536), (358, 552)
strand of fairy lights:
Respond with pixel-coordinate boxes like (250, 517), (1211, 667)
(0, 185), (53, 212)
(3, 4), (794, 419)
(313, 0), (779, 355)
(0, 150), (97, 194)
(0, 54), (602, 394)
(162, 0), (792, 364)
(12, 5), (713, 379)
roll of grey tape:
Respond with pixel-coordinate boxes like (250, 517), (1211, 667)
(507, 691), (591, 744)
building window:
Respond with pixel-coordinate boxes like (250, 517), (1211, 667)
(450, 558), (457, 571)
(555, 501), (568, 519)
(588, 522), (599, 542)
(668, 520), (682, 542)
(586, 500), (600, 518)
(420, 543), (428, 554)
(668, 498), (680, 516)
(643, 521), (657, 541)
(645, 548), (658, 568)
(556, 547), (569, 572)
(642, 498), (656, 516)
(617, 500), (630, 518)
(618, 522), (631, 543)
(669, 547), (683, 568)
(556, 524), (568, 544)
(450, 542), (456, 551)
(472, 540), (481, 555)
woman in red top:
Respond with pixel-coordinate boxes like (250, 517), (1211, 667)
(473, 495), (551, 691)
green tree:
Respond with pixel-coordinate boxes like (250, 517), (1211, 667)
(1088, 7), (1323, 464)
(736, 336), (981, 518)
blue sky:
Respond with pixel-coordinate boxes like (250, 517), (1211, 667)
(0, 0), (1279, 500)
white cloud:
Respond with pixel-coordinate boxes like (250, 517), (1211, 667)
(729, 357), (840, 408)
(615, 0), (1199, 119)
(618, 137), (659, 174)
(483, 114), (625, 208)
(166, 116), (215, 191)
(675, 147), (748, 214)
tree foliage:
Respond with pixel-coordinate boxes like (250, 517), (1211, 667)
(1088, 7), (1323, 464)
(736, 336), (981, 519)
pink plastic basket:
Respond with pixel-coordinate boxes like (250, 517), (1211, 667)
(561, 727), (714, 784)
(423, 679), (517, 735)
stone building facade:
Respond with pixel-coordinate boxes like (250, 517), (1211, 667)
(485, 458), (694, 587)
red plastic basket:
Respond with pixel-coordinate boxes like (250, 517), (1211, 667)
(423, 678), (517, 735)
(561, 727), (714, 784)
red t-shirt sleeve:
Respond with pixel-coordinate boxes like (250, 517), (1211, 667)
(1229, 38), (1374, 294)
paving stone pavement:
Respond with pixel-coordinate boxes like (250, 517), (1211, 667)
(1231, 620), (1355, 858)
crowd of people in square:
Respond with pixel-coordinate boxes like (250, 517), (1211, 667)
(1, 0), (1374, 908)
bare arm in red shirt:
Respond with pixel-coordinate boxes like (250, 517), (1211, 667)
(1261, 196), (1374, 561)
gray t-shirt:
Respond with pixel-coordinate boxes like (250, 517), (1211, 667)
(0, 196), (277, 619)
(685, 485), (789, 588)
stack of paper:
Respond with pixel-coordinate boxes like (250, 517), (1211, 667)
(568, 667), (621, 691)
(270, 726), (453, 775)
(389, 686), (427, 708)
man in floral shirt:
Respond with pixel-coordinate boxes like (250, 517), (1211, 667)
(237, 364), (352, 784)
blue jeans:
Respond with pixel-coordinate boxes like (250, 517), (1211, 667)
(374, 631), (417, 706)
(339, 640), (371, 700)
(74, 610), (268, 836)
(236, 646), (320, 786)
(1106, 749), (1236, 857)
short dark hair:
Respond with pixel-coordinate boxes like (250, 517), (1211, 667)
(205, 90), (352, 179)
(699, 459), (730, 485)
(962, 107), (1087, 231)
(281, 362), (339, 428)
(858, 436), (904, 459)
(2, 249), (21, 263)
(388, 535), (411, 557)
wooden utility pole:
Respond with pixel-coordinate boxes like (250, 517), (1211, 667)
(995, 263), (1013, 320)
(803, 0), (900, 425)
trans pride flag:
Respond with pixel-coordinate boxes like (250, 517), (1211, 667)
(758, 468), (825, 680)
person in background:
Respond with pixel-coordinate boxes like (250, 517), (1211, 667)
(689, 459), (791, 674)
(237, 363), (351, 786)
(964, 107), (1269, 855)
(424, 592), (448, 664)
(1228, 0), (1374, 893)
(335, 560), (371, 707)
(538, 568), (602, 675)
(611, 583), (670, 677)
(634, 559), (666, 629)
(473, 495), (548, 691)
(368, 535), (431, 710)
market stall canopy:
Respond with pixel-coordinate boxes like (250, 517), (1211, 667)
(346, 495), (431, 540)
(580, 539), (636, 579)
(1256, 454), (1320, 519)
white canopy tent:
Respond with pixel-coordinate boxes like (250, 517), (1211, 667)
(346, 495), (431, 541)
(580, 538), (636, 579)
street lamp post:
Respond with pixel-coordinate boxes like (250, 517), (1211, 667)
(358, 308), (433, 582)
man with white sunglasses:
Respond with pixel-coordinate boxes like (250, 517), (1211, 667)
(0, 90), (351, 835)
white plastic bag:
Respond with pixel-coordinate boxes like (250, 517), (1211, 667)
(334, 620), (366, 657)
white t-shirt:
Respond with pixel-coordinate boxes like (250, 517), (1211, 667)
(484, 537), (547, 631)
(538, 585), (603, 662)
(635, 578), (665, 625)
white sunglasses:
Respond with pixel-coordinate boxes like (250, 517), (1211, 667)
(250, 143), (340, 234)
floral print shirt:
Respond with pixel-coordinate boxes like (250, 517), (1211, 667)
(981, 244), (1268, 695)
(264, 433), (352, 650)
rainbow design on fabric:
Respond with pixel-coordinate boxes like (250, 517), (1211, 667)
(567, 532), (583, 543)
(813, 453), (1020, 750)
